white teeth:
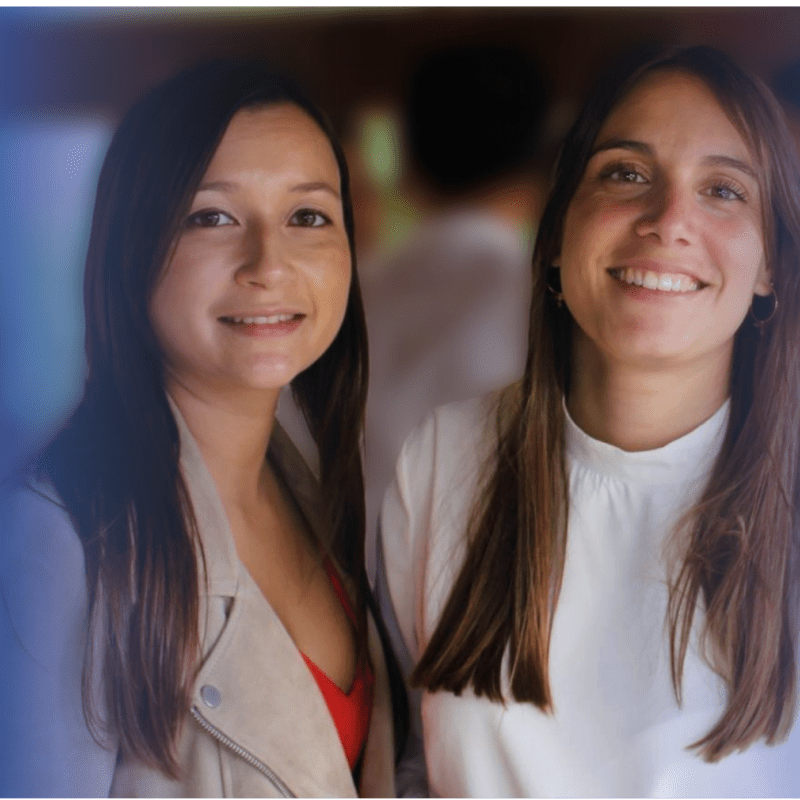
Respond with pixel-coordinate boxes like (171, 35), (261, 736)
(624, 267), (644, 286)
(229, 314), (297, 324)
(611, 268), (699, 293)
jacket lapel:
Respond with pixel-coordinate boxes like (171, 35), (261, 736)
(172, 404), (358, 797)
(269, 424), (397, 796)
(191, 568), (357, 797)
(360, 615), (396, 797)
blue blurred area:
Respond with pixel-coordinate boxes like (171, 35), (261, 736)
(0, 116), (111, 476)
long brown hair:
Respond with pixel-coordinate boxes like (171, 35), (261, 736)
(413, 45), (800, 761)
(37, 61), (377, 777)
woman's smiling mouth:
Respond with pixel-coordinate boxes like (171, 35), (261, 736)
(608, 267), (704, 293)
(220, 313), (304, 325)
(218, 312), (306, 336)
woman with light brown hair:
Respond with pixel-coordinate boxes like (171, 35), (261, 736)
(380, 45), (800, 796)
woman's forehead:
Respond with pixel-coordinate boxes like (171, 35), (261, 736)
(592, 69), (766, 194)
(597, 71), (739, 144)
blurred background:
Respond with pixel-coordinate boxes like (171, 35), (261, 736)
(2, 8), (800, 558)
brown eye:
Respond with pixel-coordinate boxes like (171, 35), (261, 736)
(185, 209), (236, 228)
(290, 208), (330, 227)
(604, 166), (647, 183)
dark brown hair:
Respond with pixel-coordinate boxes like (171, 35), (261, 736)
(38, 60), (379, 777)
(413, 45), (800, 761)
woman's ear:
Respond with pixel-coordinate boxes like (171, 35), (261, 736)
(753, 256), (772, 297)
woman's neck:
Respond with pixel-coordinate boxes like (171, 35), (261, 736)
(166, 378), (279, 510)
(567, 334), (731, 452)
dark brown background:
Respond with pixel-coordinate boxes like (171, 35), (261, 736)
(2, 7), (799, 128)
(2, 5), (799, 478)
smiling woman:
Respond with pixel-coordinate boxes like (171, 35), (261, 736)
(379, 45), (800, 796)
(0, 61), (404, 796)
(560, 70), (772, 450)
(150, 104), (352, 400)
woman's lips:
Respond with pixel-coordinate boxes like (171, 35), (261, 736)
(221, 313), (299, 324)
(608, 267), (703, 293)
(218, 312), (305, 336)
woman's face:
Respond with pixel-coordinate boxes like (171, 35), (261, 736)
(557, 70), (771, 374)
(150, 103), (351, 399)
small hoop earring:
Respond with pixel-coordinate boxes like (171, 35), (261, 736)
(750, 287), (778, 330)
(546, 265), (564, 309)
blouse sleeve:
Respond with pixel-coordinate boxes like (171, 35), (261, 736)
(377, 397), (495, 798)
(377, 417), (440, 798)
(0, 475), (118, 796)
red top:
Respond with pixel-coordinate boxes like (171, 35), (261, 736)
(302, 559), (374, 771)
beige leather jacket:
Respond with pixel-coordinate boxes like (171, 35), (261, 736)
(0, 408), (395, 797)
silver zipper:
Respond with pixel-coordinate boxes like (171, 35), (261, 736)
(190, 706), (295, 797)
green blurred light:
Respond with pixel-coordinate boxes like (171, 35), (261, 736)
(361, 111), (400, 191)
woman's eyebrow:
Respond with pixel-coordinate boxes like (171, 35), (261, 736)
(195, 180), (340, 198)
(196, 180), (236, 192)
(590, 138), (652, 159)
(290, 181), (340, 198)
(702, 154), (757, 179)
(590, 139), (757, 180)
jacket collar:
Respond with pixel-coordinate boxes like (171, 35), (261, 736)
(168, 400), (359, 795)
(167, 398), (394, 796)
(169, 398), (325, 597)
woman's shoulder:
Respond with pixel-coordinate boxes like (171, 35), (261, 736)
(0, 467), (116, 796)
(397, 390), (501, 486)
(1, 467), (83, 564)
(0, 466), (89, 666)
(381, 389), (501, 581)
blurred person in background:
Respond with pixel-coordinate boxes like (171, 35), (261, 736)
(0, 60), (406, 796)
(360, 44), (550, 580)
(380, 45), (800, 796)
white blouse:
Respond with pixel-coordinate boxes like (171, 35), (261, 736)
(379, 394), (800, 797)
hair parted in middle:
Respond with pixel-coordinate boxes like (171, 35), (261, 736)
(412, 44), (800, 763)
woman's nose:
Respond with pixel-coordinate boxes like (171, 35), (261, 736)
(634, 183), (695, 246)
(235, 227), (292, 288)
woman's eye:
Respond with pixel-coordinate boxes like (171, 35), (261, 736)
(290, 208), (330, 227)
(607, 167), (647, 184)
(708, 182), (746, 202)
(185, 209), (236, 228)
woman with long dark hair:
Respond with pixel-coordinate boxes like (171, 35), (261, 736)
(0, 61), (404, 796)
(380, 45), (800, 796)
